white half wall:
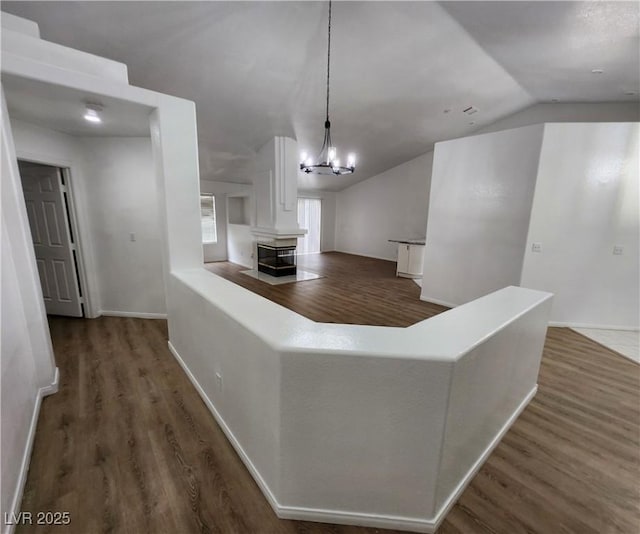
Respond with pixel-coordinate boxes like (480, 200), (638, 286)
(227, 221), (254, 268)
(168, 267), (552, 532)
(520, 123), (639, 329)
(200, 180), (254, 262)
(421, 125), (544, 306)
(224, 186), (254, 268)
(335, 152), (433, 260)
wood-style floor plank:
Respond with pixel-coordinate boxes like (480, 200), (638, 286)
(204, 252), (447, 327)
(16, 253), (640, 534)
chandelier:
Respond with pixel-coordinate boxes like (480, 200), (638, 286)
(300, 0), (356, 176)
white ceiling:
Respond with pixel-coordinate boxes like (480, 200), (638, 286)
(2, 1), (638, 191)
(3, 74), (153, 137)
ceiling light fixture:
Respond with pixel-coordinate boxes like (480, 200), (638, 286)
(591, 69), (604, 74)
(300, 1), (355, 176)
(84, 103), (103, 124)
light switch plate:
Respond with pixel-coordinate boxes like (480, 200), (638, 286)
(531, 242), (542, 253)
(613, 245), (624, 255)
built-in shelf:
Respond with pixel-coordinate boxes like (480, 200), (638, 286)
(228, 196), (250, 225)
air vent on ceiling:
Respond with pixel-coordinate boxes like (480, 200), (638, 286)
(463, 106), (479, 116)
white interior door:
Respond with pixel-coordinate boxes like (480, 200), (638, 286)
(19, 161), (83, 317)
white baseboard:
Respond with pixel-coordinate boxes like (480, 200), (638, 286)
(4, 368), (59, 534)
(429, 385), (538, 531)
(166, 342), (537, 533)
(99, 310), (167, 319)
(552, 321), (639, 331)
(166, 342), (280, 512)
(40, 367), (60, 396)
(419, 295), (459, 308)
(333, 248), (396, 262)
(277, 505), (437, 533)
(279, 386), (538, 533)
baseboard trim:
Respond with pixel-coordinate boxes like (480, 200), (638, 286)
(280, 386), (537, 534)
(553, 321), (639, 331)
(333, 249), (396, 262)
(40, 366), (59, 396)
(167, 341), (438, 533)
(99, 310), (167, 319)
(166, 341), (280, 513)
(4, 368), (60, 534)
(277, 505), (437, 533)
(166, 341), (537, 533)
(430, 385), (538, 531)
(419, 295), (459, 308)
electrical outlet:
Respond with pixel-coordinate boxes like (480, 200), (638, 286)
(215, 372), (223, 389)
(531, 242), (542, 253)
(613, 245), (624, 255)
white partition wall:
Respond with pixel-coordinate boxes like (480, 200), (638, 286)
(421, 121), (639, 329)
(521, 123), (639, 329)
(421, 125), (544, 306)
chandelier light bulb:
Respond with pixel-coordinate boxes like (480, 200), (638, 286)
(300, 151), (308, 163)
(347, 153), (356, 167)
(328, 147), (336, 162)
(305, 157), (313, 167)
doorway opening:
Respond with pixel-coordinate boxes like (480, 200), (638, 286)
(297, 197), (322, 255)
(18, 160), (85, 317)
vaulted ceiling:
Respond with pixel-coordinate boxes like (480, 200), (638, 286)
(2, 1), (639, 191)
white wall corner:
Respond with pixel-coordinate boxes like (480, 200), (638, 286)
(1, 12), (40, 38)
(41, 367), (60, 396)
(3, 374), (60, 534)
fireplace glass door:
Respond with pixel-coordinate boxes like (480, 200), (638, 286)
(257, 244), (297, 277)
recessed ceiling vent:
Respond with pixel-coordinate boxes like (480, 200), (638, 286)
(463, 106), (479, 116)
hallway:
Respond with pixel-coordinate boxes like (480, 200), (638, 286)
(18, 307), (640, 533)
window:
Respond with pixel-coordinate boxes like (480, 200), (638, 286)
(200, 194), (217, 244)
(297, 198), (321, 254)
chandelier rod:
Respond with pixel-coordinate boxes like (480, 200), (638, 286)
(325, 0), (332, 123)
(300, 0), (355, 175)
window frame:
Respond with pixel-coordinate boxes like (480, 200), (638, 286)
(200, 193), (217, 244)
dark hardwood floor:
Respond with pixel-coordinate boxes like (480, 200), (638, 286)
(204, 252), (448, 327)
(17, 253), (640, 533)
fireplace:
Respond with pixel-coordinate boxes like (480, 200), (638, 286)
(257, 243), (297, 277)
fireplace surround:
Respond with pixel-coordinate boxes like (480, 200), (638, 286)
(257, 243), (297, 277)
